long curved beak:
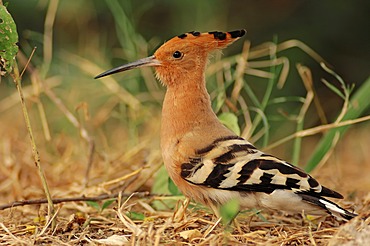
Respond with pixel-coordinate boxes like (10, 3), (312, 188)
(94, 55), (161, 79)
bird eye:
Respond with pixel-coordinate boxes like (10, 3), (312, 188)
(172, 51), (183, 59)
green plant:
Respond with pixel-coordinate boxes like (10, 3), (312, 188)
(86, 199), (116, 213)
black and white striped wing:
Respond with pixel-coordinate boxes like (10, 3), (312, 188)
(180, 136), (343, 199)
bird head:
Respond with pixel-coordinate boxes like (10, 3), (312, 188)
(95, 30), (246, 86)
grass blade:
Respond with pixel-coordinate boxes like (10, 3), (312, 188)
(305, 76), (370, 172)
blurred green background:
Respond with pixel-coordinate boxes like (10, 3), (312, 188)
(8, 0), (369, 81)
(1, 0), (369, 159)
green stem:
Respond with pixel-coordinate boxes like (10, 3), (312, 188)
(13, 62), (55, 229)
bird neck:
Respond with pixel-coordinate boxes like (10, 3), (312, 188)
(161, 75), (234, 150)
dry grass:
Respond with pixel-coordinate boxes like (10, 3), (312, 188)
(1, 5), (369, 242)
(0, 106), (369, 245)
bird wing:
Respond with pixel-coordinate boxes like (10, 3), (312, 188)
(181, 135), (343, 199)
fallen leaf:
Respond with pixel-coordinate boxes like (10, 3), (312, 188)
(93, 235), (129, 245)
(179, 229), (202, 240)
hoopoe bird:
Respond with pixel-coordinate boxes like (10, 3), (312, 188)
(96, 30), (357, 221)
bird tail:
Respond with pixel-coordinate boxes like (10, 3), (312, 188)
(300, 194), (357, 220)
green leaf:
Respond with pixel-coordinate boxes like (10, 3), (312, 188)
(213, 90), (226, 114)
(152, 165), (170, 195)
(0, 4), (19, 75)
(126, 211), (145, 221)
(218, 112), (240, 135)
(219, 198), (240, 225)
(254, 209), (268, 222)
(101, 199), (115, 211)
(151, 165), (181, 210)
(168, 177), (181, 195)
(86, 201), (101, 211)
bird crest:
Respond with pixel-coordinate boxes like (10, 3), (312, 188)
(164, 30), (246, 52)
(95, 30), (246, 86)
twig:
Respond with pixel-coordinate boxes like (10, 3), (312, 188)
(27, 48), (52, 141)
(116, 192), (144, 236)
(0, 222), (28, 244)
(38, 205), (61, 237)
(0, 192), (170, 210)
(20, 47), (36, 78)
(264, 114), (370, 151)
(203, 217), (222, 238)
(11, 61), (55, 227)
(83, 140), (96, 187)
(292, 64), (314, 164)
(321, 62), (352, 124)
